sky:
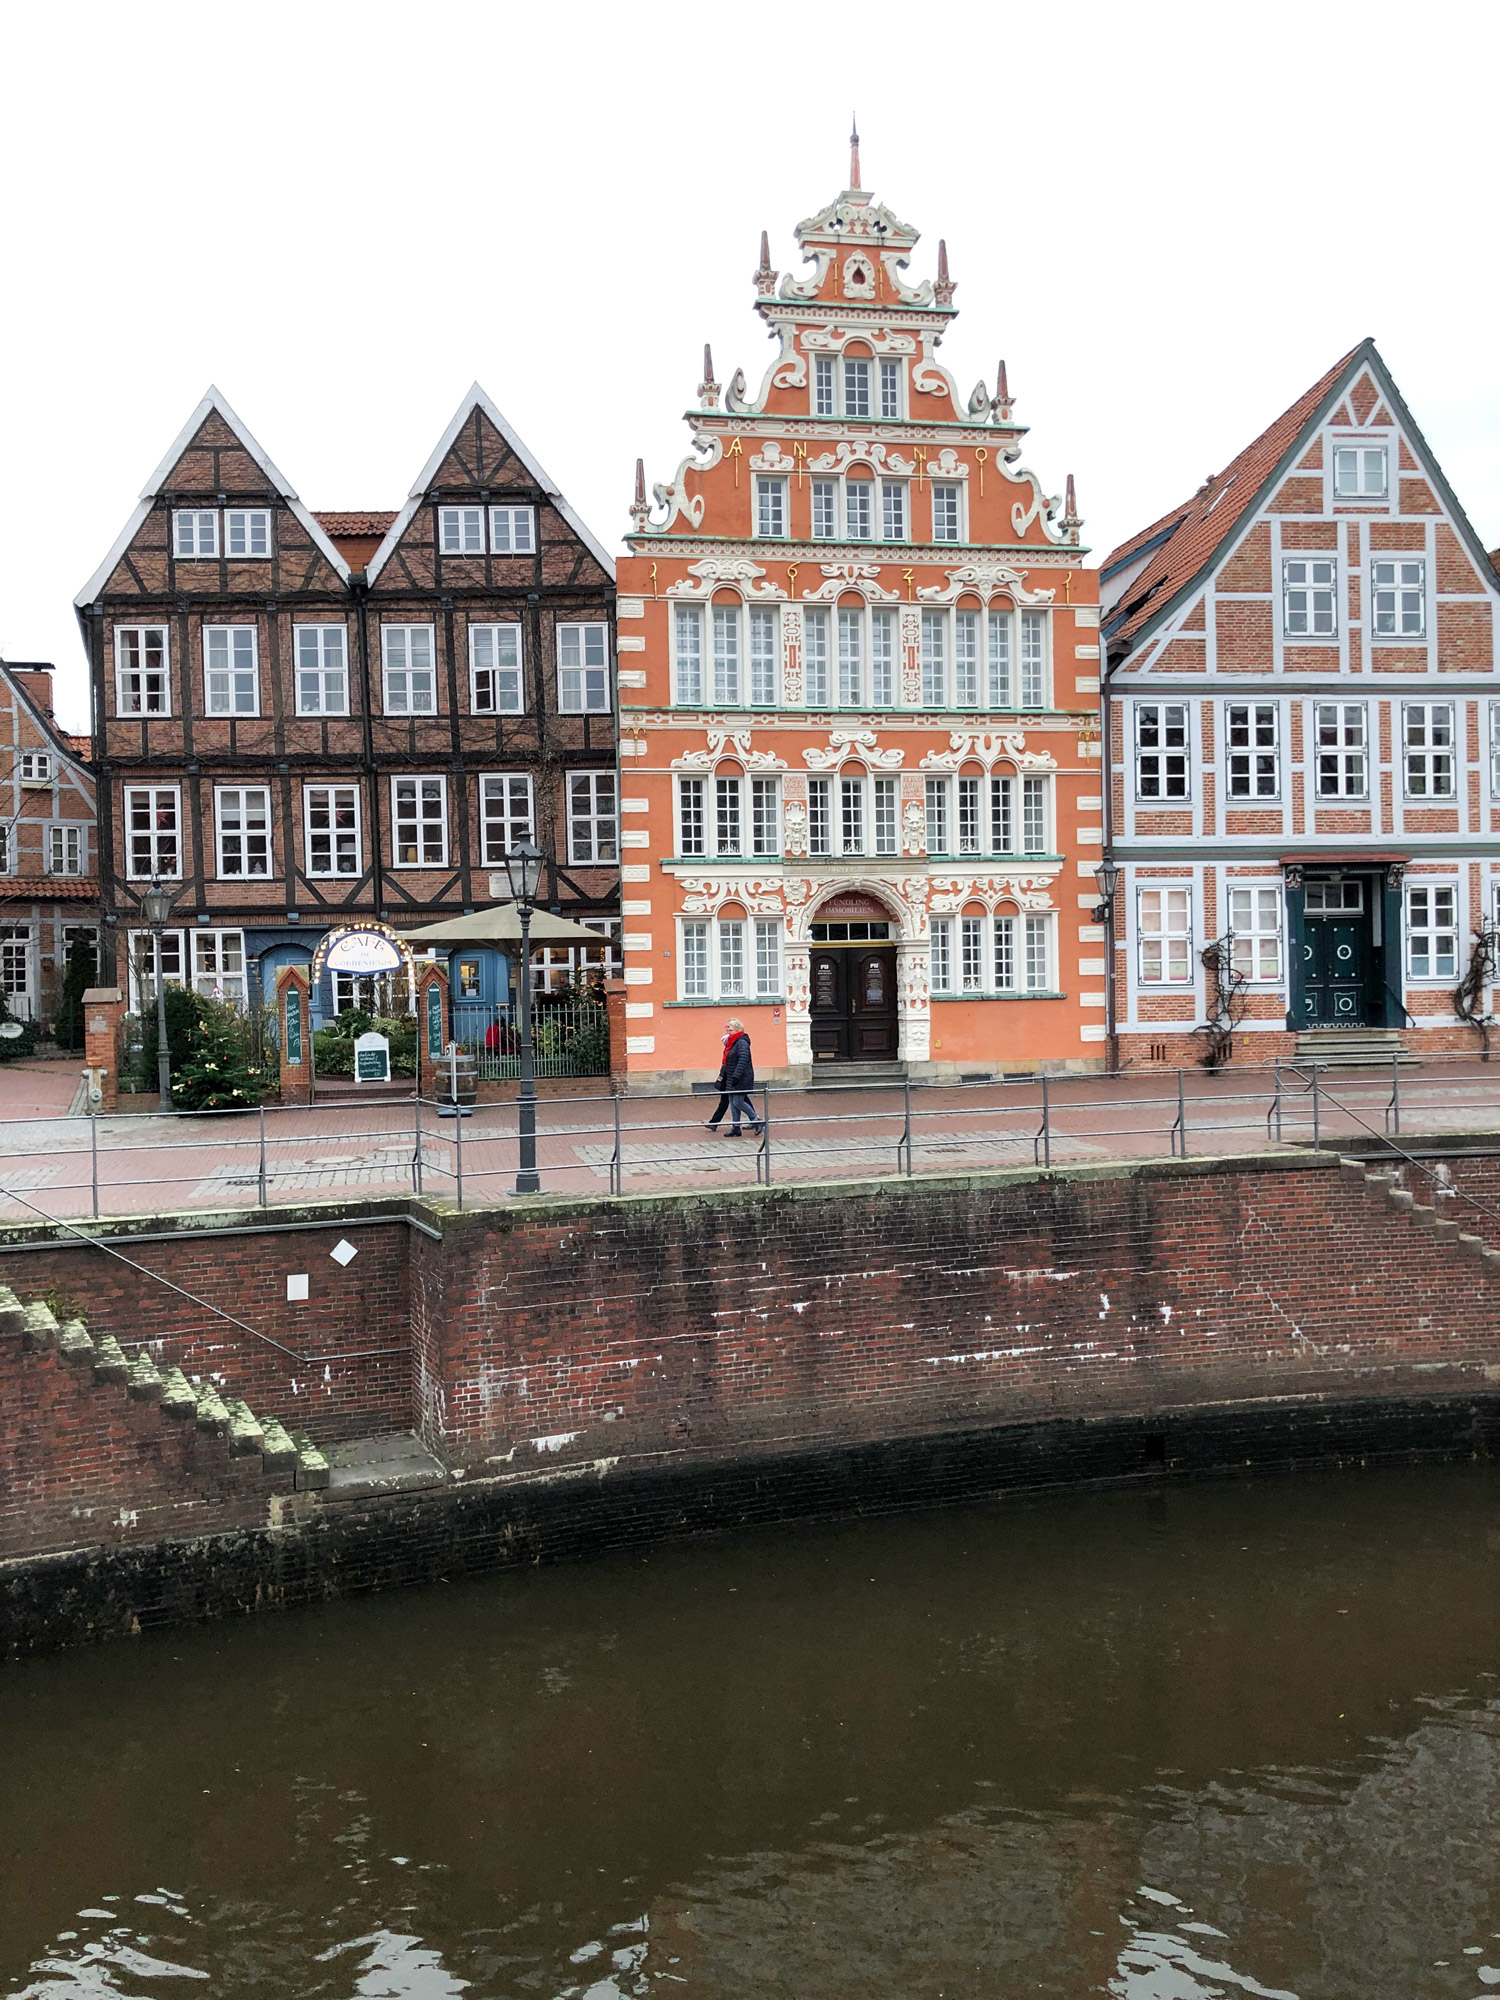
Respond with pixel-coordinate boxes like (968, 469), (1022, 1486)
(2, 0), (1497, 731)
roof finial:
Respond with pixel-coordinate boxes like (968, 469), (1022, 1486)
(698, 344), (721, 411)
(1063, 473), (1082, 541)
(934, 238), (955, 305)
(629, 457), (651, 533)
(993, 359), (1014, 423)
(753, 229), (777, 297)
(849, 115), (861, 190)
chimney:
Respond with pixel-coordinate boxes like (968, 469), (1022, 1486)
(10, 665), (54, 716)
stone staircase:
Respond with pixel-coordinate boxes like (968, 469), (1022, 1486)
(0, 1285), (331, 1490)
(1338, 1155), (1500, 1272)
(1297, 1029), (1418, 1069)
(807, 1060), (909, 1089)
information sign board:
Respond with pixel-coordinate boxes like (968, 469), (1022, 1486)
(354, 1032), (391, 1083)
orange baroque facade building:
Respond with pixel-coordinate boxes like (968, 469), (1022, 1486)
(617, 148), (1103, 1086)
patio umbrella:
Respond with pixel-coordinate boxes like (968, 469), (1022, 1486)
(400, 904), (609, 948)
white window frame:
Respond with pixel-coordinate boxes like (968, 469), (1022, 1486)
(755, 477), (787, 539)
(568, 770), (617, 864)
(1314, 702), (1368, 799)
(750, 776), (780, 857)
(1371, 556), (1426, 639)
(224, 508), (271, 558)
(813, 357), (836, 418)
(714, 774), (743, 857)
(1406, 882), (1458, 981)
(1136, 885), (1194, 986)
(1225, 703), (1280, 800)
(807, 775), (832, 855)
(928, 911), (1054, 996)
(203, 625), (260, 717)
(557, 622), (611, 713)
(391, 774), (448, 868)
(1282, 557), (1338, 638)
(303, 783), (362, 879)
(804, 610), (830, 708)
(924, 776), (949, 855)
(114, 626), (170, 717)
(0, 824), (10, 874)
(294, 625), (349, 716)
(678, 916), (784, 1000)
(1228, 886), (1283, 983)
(1333, 444), (1387, 499)
(172, 509), (218, 558)
(1019, 610), (1048, 708)
(1134, 703), (1190, 800)
(931, 482), (963, 544)
(749, 606), (779, 705)
(439, 505), (486, 555)
(711, 605), (741, 705)
(480, 773), (534, 864)
(18, 752), (52, 783)
(124, 785), (182, 880)
(190, 928), (247, 1004)
(46, 825), (84, 876)
(1403, 702), (1455, 799)
(879, 358), (903, 421)
(674, 604), (704, 706)
(214, 785), (272, 878)
(881, 481), (907, 543)
(469, 623), (524, 714)
(678, 776), (706, 857)
(811, 480), (839, 540)
(381, 625), (437, 715)
(845, 475), (875, 542)
(0, 925), (35, 1014)
(489, 506), (536, 555)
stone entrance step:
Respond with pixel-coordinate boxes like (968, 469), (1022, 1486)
(324, 1431), (447, 1501)
(807, 1061), (908, 1088)
(1295, 1030), (1419, 1069)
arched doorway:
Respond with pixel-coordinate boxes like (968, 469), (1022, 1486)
(808, 889), (899, 1063)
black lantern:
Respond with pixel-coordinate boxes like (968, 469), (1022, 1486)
(503, 837), (544, 911)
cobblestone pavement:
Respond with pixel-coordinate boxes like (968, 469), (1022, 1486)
(0, 1058), (1495, 1224)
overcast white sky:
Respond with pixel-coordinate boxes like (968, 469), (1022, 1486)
(2, 0), (1497, 730)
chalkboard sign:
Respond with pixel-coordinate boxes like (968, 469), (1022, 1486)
(426, 982), (444, 1059)
(353, 1032), (391, 1083)
(284, 988), (303, 1066)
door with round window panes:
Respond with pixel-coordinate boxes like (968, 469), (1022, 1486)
(1300, 877), (1378, 1026)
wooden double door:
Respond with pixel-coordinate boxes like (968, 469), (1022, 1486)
(809, 946), (899, 1062)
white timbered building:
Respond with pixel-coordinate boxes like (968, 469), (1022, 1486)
(1100, 340), (1500, 1067)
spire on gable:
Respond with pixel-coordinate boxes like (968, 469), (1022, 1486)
(849, 117), (861, 191)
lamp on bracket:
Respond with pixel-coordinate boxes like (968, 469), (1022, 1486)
(1091, 857), (1120, 925)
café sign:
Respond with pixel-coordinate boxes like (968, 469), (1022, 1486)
(314, 922), (410, 980)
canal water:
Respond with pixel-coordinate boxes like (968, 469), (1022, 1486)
(5, 1463), (1500, 1999)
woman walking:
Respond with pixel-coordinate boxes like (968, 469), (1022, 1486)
(705, 1019), (764, 1137)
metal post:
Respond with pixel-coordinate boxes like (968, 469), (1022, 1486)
(1040, 1072), (1051, 1169)
(1273, 1060), (1283, 1142)
(760, 1083), (772, 1184)
(902, 1076), (912, 1175)
(90, 1110), (98, 1220)
(1176, 1067), (1188, 1158)
(610, 1092), (621, 1197)
(413, 1091), (423, 1194)
(257, 1105), (267, 1208)
(152, 929), (172, 1113)
(454, 1095), (464, 1210)
(1312, 1063), (1321, 1150)
(1391, 1049), (1401, 1136)
(515, 903), (540, 1195)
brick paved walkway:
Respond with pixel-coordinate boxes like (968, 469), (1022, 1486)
(0, 1056), (1496, 1225)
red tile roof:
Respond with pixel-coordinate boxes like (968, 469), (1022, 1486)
(1102, 342), (1367, 656)
(0, 878), (100, 902)
(313, 511), (397, 535)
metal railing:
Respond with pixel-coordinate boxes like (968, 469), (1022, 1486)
(450, 996), (609, 1080)
(1, 1052), (1500, 1223)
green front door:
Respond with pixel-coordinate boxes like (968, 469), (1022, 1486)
(1300, 877), (1377, 1026)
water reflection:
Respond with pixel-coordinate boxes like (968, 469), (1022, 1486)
(5, 1465), (1500, 1997)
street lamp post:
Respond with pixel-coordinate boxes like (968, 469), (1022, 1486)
(503, 837), (545, 1195)
(140, 878), (177, 1112)
(1092, 858), (1122, 1077)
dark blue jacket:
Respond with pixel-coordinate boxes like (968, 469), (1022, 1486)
(721, 1032), (754, 1091)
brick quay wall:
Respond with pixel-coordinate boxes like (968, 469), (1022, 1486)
(5, 1140), (1500, 1653)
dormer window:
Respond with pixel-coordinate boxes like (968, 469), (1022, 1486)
(225, 509), (271, 557)
(19, 752), (52, 784)
(173, 510), (218, 558)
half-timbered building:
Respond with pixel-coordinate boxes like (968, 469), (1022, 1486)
(75, 387), (618, 1019)
(0, 661), (97, 1025)
(618, 140), (1102, 1085)
(1100, 340), (1500, 1067)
